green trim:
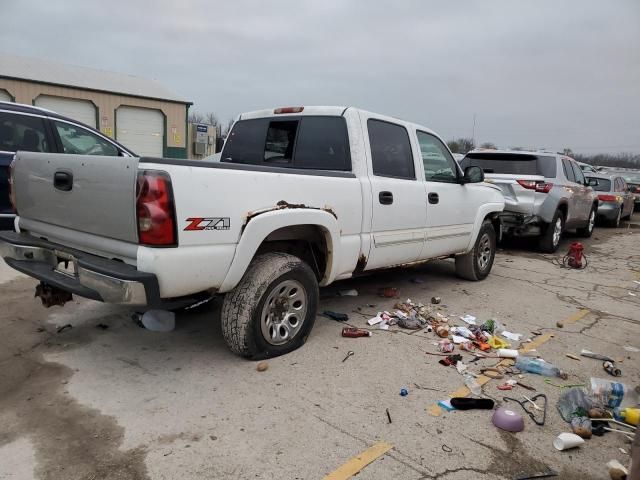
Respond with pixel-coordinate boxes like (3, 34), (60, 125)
(166, 147), (187, 159)
(162, 114), (167, 157)
(0, 88), (15, 102)
(0, 75), (192, 106)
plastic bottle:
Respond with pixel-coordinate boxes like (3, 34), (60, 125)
(590, 378), (639, 409)
(463, 373), (482, 396)
(618, 407), (640, 426)
(515, 357), (567, 379)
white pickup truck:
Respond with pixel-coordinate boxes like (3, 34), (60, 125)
(0, 106), (504, 358)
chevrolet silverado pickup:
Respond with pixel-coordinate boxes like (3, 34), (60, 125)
(0, 106), (504, 358)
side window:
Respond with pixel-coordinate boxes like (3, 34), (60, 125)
(264, 121), (297, 164)
(294, 117), (351, 170)
(416, 131), (458, 183)
(562, 159), (576, 183)
(54, 121), (118, 156)
(0, 112), (51, 153)
(221, 118), (268, 165)
(571, 161), (585, 185)
(367, 119), (415, 179)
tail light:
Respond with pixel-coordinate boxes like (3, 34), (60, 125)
(136, 170), (177, 246)
(634, 186), (640, 193)
(598, 194), (618, 202)
(8, 156), (17, 213)
(274, 106), (304, 114)
(517, 180), (554, 193)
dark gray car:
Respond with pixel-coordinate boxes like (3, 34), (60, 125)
(584, 173), (635, 227)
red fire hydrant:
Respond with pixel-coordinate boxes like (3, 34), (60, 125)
(565, 242), (585, 269)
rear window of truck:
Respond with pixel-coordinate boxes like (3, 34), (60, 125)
(221, 116), (351, 171)
(460, 153), (557, 178)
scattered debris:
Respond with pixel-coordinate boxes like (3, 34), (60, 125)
(629, 292), (637, 296)
(556, 321), (564, 328)
(581, 349), (615, 362)
(338, 289), (358, 297)
(342, 350), (355, 362)
(378, 287), (399, 298)
(623, 345), (640, 352)
(342, 327), (371, 338)
(497, 348), (519, 358)
(141, 310), (176, 332)
(504, 394), (547, 426)
(513, 469), (558, 479)
(367, 315), (383, 326)
(96, 323), (109, 330)
(493, 407), (525, 432)
(399, 387), (408, 397)
(56, 324), (73, 334)
(397, 314), (426, 330)
(439, 354), (463, 367)
(431, 296), (441, 304)
(386, 408), (392, 424)
(438, 339), (454, 353)
(256, 362), (269, 372)
(603, 361), (622, 377)
(557, 388), (592, 422)
(450, 397), (494, 410)
(553, 432), (585, 451)
(322, 310), (349, 321)
(441, 444), (452, 453)
(437, 399), (456, 411)
(565, 353), (580, 361)
(590, 377), (636, 408)
(607, 459), (629, 480)
(571, 416), (592, 438)
(516, 357), (567, 379)
(501, 330), (523, 341)
(488, 336), (510, 349)
(460, 314), (477, 325)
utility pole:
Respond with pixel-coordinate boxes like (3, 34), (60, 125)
(472, 113), (476, 145)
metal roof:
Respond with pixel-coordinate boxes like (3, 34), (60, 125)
(0, 53), (190, 104)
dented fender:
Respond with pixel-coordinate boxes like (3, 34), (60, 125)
(218, 207), (341, 292)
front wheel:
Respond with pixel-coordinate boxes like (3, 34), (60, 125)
(539, 210), (564, 253)
(455, 220), (496, 281)
(221, 253), (319, 359)
(576, 206), (596, 238)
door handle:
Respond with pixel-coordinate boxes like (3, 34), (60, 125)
(54, 171), (73, 192)
(428, 192), (439, 204)
(379, 191), (393, 205)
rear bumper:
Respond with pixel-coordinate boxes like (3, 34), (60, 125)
(0, 231), (203, 308)
(498, 212), (543, 237)
(597, 202), (620, 220)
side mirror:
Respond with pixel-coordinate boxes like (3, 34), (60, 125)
(586, 178), (599, 187)
(463, 166), (484, 184)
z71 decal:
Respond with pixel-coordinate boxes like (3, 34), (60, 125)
(184, 217), (230, 231)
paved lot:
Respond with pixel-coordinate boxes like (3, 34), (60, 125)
(1, 223), (639, 480)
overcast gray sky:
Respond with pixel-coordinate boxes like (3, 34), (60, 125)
(2, 0), (639, 153)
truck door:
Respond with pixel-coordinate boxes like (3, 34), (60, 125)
(363, 118), (426, 270)
(561, 158), (581, 226)
(570, 160), (591, 223)
(415, 131), (475, 257)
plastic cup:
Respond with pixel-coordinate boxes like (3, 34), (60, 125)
(553, 432), (585, 451)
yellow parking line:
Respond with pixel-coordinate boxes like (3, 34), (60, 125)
(323, 442), (393, 480)
(426, 331), (558, 416)
(562, 309), (590, 326)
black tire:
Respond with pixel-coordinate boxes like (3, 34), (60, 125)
(539, 209), (564, 253)
(455, 220), (496, 281)
(607, 207), (622, 228)
(576, 206), (596, 238)
(221, 253), (318, 359)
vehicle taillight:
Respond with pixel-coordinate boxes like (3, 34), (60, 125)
(598, 194), (617, 202)
(516, 180), (553, 193)
(136, 170), (177, 246)
(8, 156), (17, 213)
(274, 106), (304, 114)
(634, 186), (640, 193)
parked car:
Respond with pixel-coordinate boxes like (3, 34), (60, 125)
(0, 106), (505, 358)
(584, 174), (635, 227)
(0, 101), (135, 230)
(460, 150), (599, 252)
(577, 161), (599, 174)
(621, 173), (640, 212)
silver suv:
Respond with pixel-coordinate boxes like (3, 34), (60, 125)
(460, 150), (598, 252)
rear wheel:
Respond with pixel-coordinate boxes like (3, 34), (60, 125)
(455, 220), (496, 281)
(221, 253), (318, 359)
(539, 210), (564, 253)
(577, 206), (596, 238)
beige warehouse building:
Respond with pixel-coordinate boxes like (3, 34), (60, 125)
(0, 54), (191, 158)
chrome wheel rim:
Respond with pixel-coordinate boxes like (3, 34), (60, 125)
(477, 233), (492, 270)
(260, 279), (307, 346)
(552, 217), (562, 247)
(588, 210), (595, 233)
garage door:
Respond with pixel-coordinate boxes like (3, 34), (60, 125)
(35, 96), (96, 128)
(0, 90), (12, 102)
(116, 107), (163, 157)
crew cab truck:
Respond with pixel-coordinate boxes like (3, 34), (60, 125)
(0, 106), (504, 358)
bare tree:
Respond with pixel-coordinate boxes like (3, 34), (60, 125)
(447, 138), (475, 154)
(205, 112), (219, 127)
(480, 142), (497, 149)
(188, 111), (220, 127)
(223, 119), (235, 137)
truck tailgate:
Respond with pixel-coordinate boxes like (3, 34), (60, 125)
(13, 151), (139, 242)
(484, 173), (544, 216)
